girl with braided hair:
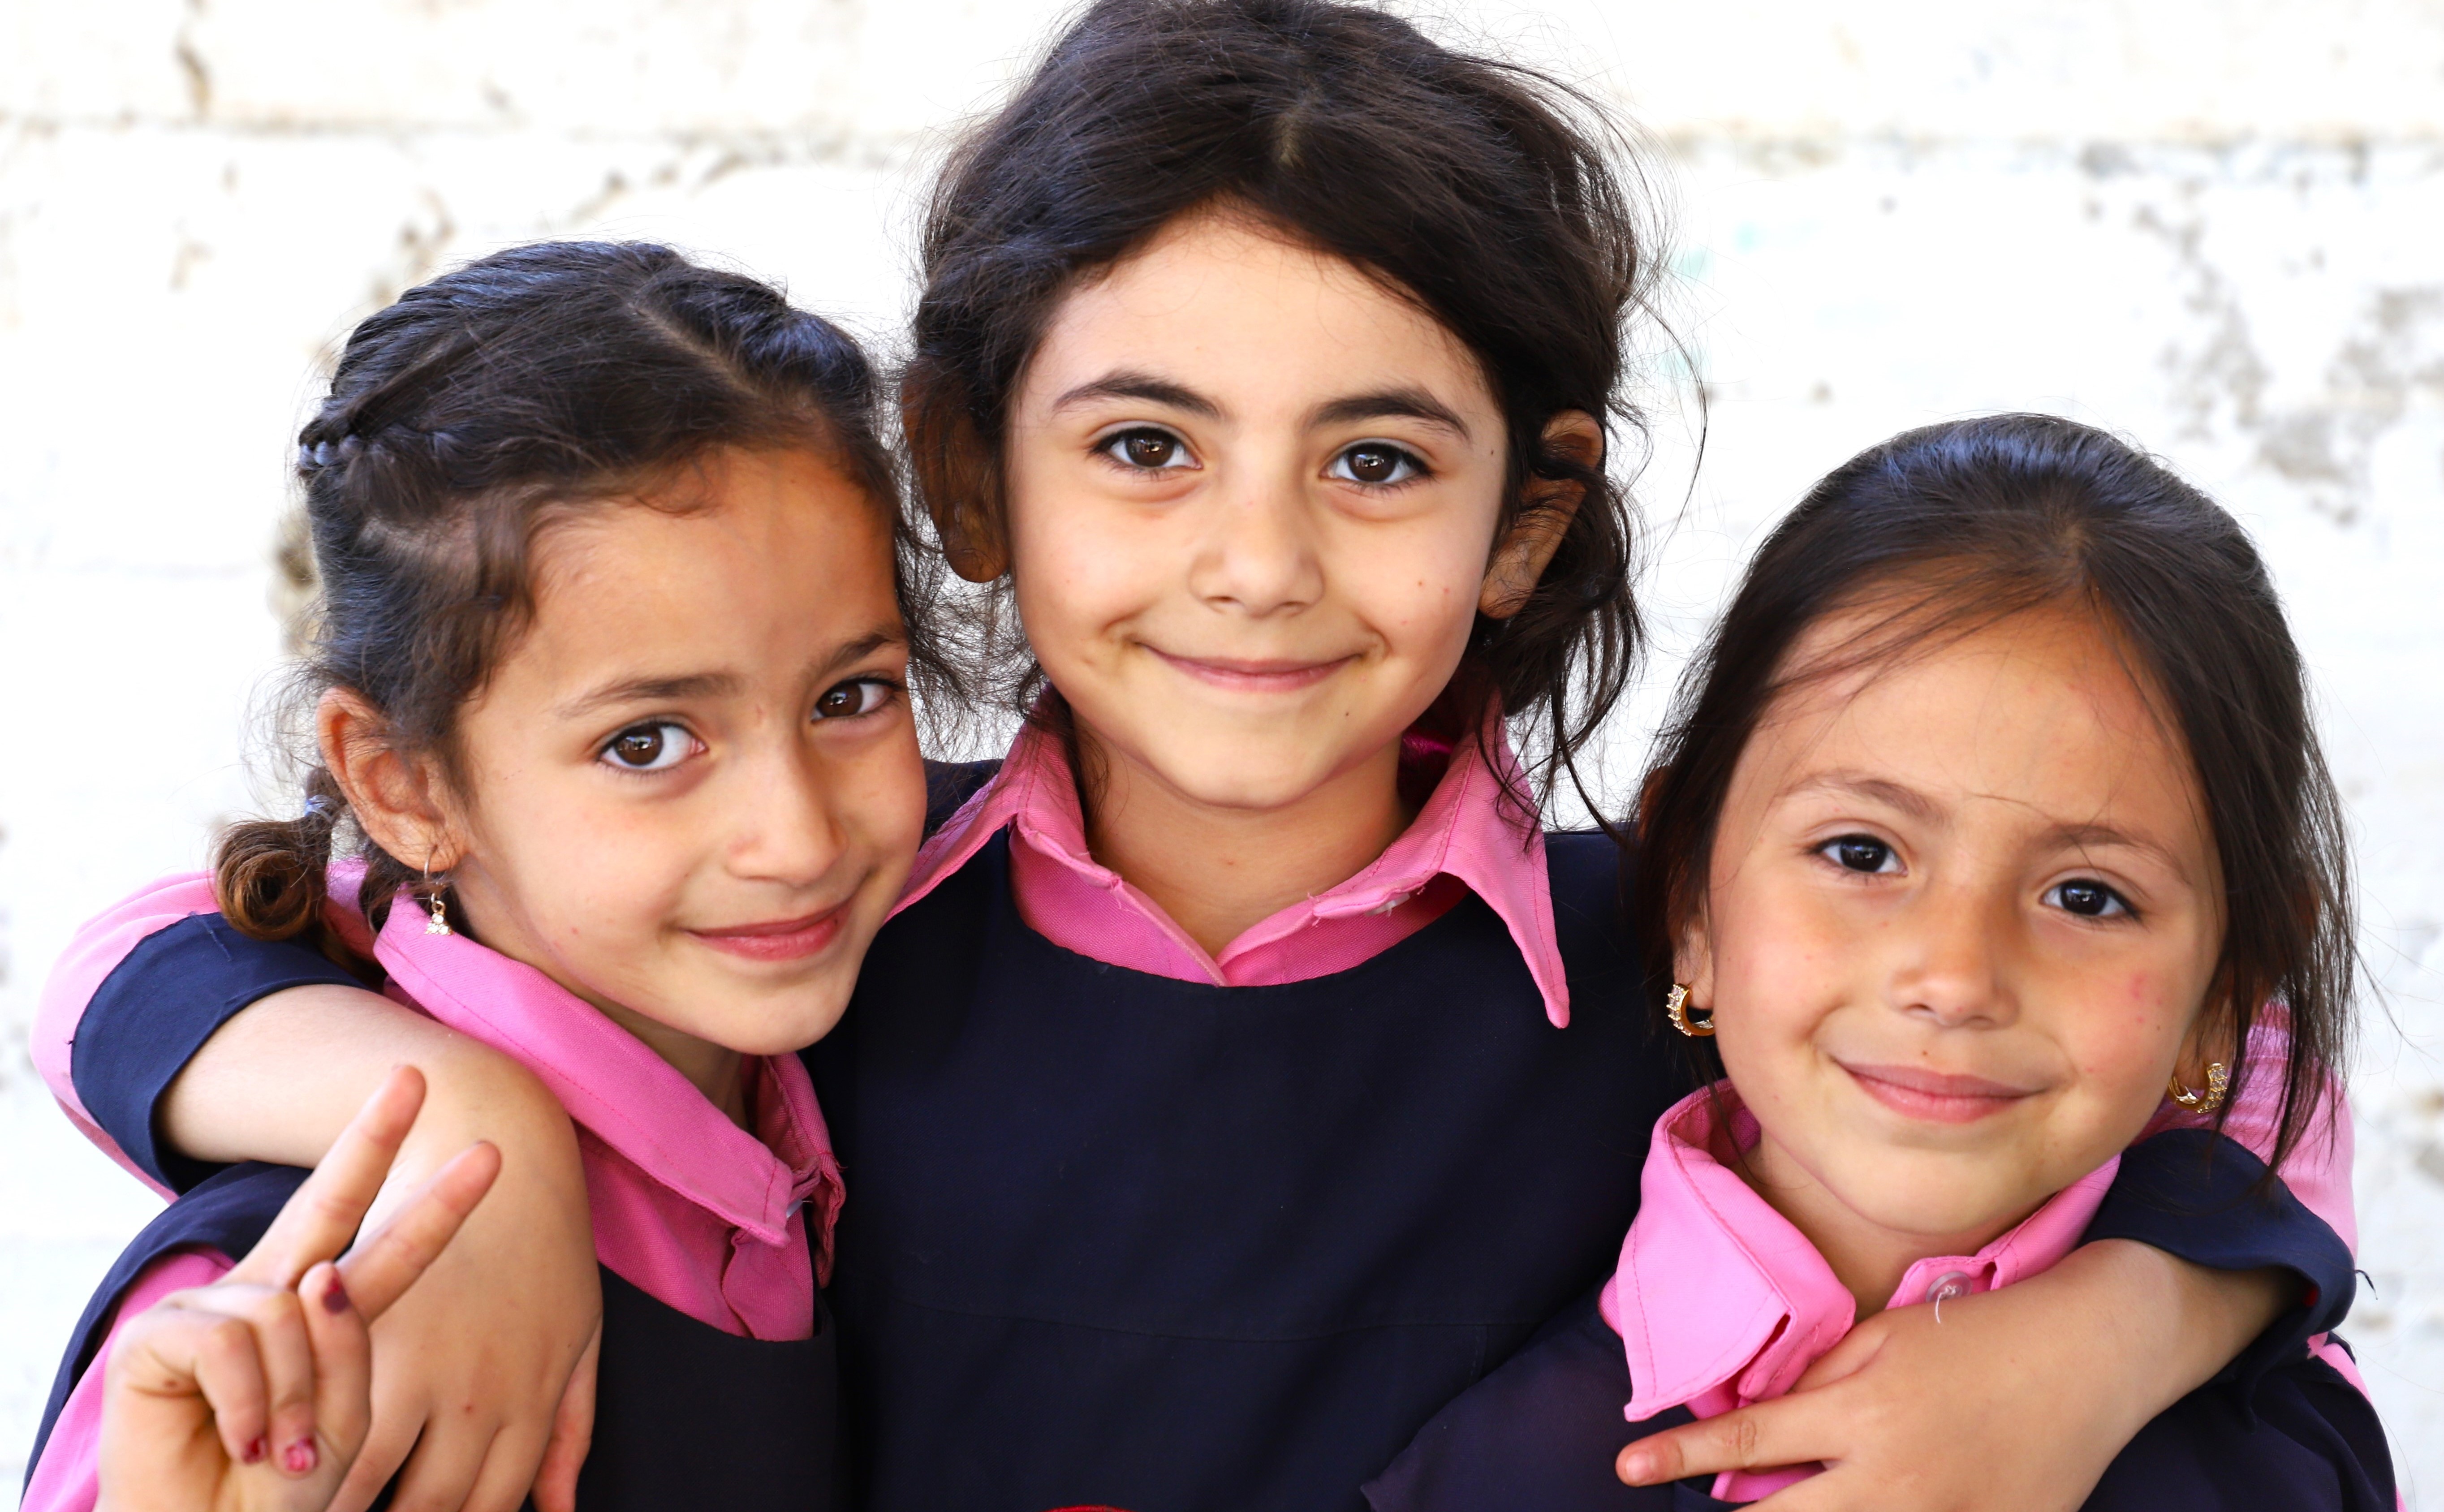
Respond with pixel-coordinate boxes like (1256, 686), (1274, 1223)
(32, 4), (2363, 1508)
(24, 238), (936, 1512)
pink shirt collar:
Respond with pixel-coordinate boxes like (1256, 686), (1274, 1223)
(367, 884), (843, 1330)
(1601, 1083), (2116, 1501)
(897, 717), (1573, 1025)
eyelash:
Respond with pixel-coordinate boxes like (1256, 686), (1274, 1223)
(599, 721), (699, 774)
(813, 677), (900, 720)
(1092, 428), (1434, 488)
(596, 679), (899, 775)
(1813, 835), (2141, 922)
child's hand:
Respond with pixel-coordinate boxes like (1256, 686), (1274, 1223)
(1614, 1241), (2286, 1510)
(155, 982), (603, 1512)
(97, 1067), (500, 1512)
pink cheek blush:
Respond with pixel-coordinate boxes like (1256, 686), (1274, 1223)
(690, 905), (848, 962)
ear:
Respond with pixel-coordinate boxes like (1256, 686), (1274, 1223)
(904, 395), (1009, 584)
(315, 689), (467, 875)
(1480, 409), (1603, 620)
(2172, 987), (2242, 1090)
(1670, 896), (1717, 1011)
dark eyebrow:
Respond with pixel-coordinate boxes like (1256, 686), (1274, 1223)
(1308, 387), (1474, 443)
(555, 672), (742, 722)
(1782, 771), (1944, 826)
(1049, 370), (1223, 420)
(553, 626), (906, 723)
(817, 627), (907, 676)
(2040, 821), (2188, 874)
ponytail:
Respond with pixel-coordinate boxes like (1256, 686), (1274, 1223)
(213, 767), (344, 942)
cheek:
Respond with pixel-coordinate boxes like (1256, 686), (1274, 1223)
(477, 775), (695, 943)
(2064, 967), (2193, 1090)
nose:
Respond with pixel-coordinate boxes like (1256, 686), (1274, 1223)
(1887, 880), (2017, 1030)
(725, 731), (850, 888)
(1183, 461), (1325, 618)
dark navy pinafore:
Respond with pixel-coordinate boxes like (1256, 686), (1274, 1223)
(806, 823), (1695, 1512)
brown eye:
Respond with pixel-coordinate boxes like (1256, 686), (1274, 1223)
(1107, 429), (1187, 470)
(1821, 835), (1897, 873)
(2048, 879), (2130, 919)
(813, 680), (889, 720)
(1329, 442), (1422, 486)
(602, 722), (691, 771)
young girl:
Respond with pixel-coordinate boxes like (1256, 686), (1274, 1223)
(23, 239), (938, 1512)
(1366, 414), (2395, 1508)
(34, 5), (2361, 1511)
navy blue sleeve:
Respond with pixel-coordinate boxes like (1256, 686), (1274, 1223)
(2084, 1128), (2355, 1406)
(69, 914), (366, 1193)
(1364, 1290), (1697, 1512)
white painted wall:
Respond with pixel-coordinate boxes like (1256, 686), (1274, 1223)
(4, 0), (2440, 1500)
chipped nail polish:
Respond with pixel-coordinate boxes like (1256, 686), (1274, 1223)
(241, 1436), (267, 1465)
(282, 1440), (318, 1474)
(322, 1277), (351, 1314)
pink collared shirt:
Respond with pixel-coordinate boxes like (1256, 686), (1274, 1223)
(900, 719), (1576, 1024)
(1602, 1060), (2367, 1506)
(22, 872), (842, 1512)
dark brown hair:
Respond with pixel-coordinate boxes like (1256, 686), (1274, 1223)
(1634, 414), (2354, 1171)
(215, 240), (940, 945)
(905, 0), (1664, 797)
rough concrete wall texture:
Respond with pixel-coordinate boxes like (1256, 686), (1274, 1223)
(3, 0), (2440, 1499)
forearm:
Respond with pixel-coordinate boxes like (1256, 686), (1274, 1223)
(2030, 1240), (2289, 1427)
(161, 984), (550, 1168)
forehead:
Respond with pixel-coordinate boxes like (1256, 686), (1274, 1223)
(1022, 208), (1497, 418)
(1747, 602), (2208, 843)
(522, 448), (899, 659)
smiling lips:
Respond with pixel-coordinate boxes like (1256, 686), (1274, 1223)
(1839, 1061), (2039, 1124)
(1149, 647), (1356, 693)
(690, 905), (848, 963)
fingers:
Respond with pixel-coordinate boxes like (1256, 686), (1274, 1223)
(463, 1418), (560, 1512)
(233, 1065), (430, 1289)
(1617, 1391), (1836, 1487)
(301, 1263), (375, 1471)
(1786, 1309), (1894, 1393)
(107, 1299), (272, 1470)
(182, 1284), (325, 1476)
(529, 1321), (601, 1512)
(379, 1417), (498, 1512)
(338, 1140), (501, 1320)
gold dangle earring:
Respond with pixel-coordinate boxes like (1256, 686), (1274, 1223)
(422, 855), (454, 937)
(1665, 983), (1714, 1038)
(2168, 1061), (2229, 1114)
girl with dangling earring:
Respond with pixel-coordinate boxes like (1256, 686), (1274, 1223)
(1370, 415), (2393, 1510)
(22, 240), (940, 1512)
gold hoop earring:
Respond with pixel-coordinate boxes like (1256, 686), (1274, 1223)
(2168, 1061), (2228, 1114)
(1665, 983), (1714, 1038)
(422, 857), (454, 938)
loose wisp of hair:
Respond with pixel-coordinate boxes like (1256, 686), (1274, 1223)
(1631, 413), (2356, 1174)
(903, 0), (1676, 808)
(215, 240), (948, 948)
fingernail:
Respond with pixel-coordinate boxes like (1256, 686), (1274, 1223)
(282, 1440), (319, 1474)
(322, 1276), (351, 1314)
(241, 1436), (267, 1465)
(1621, 1452), (1654, 1483)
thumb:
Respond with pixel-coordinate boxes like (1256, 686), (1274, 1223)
(1786, 1310), (1893, 1393)
(528, 1318), (601, 1512)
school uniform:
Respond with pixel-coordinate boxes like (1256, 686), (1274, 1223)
(1363, 1084), (2396, 1512)
(31, 725), (2362, 1512)
(23, 872), (846, 1512)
